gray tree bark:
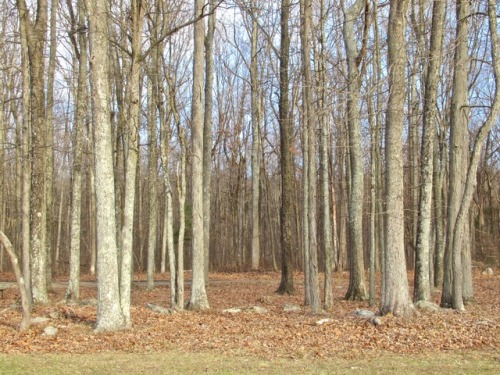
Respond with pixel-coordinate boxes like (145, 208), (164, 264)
(276, 0), (295, 295)
(66, 0), (88, 301)
(188, 0), (209, 310)
(441, 0), (470, 309)
(414, 0), (446, 303)
(88, 0), (126, 331)
(342, 0), (368, 302)
(381, 0), (414, 317)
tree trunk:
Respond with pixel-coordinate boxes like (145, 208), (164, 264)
(414, 0), (446, 303)
(203, 0), (216, 284)
(66, 0), (88, 301)
(317, 0), (333, 309)
(300, 0), (320, 313)
(249, 2), (262, 271)
(380, 0), (414, 317)
(276, 0), (295, 295)
(0, 231), (31, 330)
(146, 81), (158, 291)
(342, 0), (368, 302)
(449, 0), (499, 309)
(187, 0), (209, 310)
(17, 0), (49, 304)
(88, 0), (126, 331)
(441, 0), (470, 309)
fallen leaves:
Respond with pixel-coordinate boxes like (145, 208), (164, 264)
(0, 270), (498, 360)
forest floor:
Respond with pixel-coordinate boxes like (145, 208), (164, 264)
(0, 270), (498, 374)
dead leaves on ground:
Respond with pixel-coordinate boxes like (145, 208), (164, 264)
(0, 271), (498, 360)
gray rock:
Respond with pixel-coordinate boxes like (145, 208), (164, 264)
(146, 303), (175, 315)
(283, 304), (301, 312)
(42, 326), (58, 337)
(482, 268), (494, 275)
(32, 317), (50, 324)
(251, 306), (268, 314)
(414, 300), (440, 312)
(223, 308), (242, 314)
(352, 309), (375, 318)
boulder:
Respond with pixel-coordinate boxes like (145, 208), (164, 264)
(42, 326), (58, 337)
(283, 304), (301, 313)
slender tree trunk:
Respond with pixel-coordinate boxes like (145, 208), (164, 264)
(442, 0), (470, 309)
(317, 0), (333, 309)
(342, 0), (368, 302)
(276, 0), (295, 295)
(203, 0), (216, 284)
(414, 0), (446, 303)
(249, 2), (262, 271)
(187, 0), (209, 310)
(0, 231), (31, 330)
(147, 81), (158, 291)
(381, 0), (414, 317)
(88, 0), (126, 331)
(67, 0), (88, 301)
(119, 0), (144, 326)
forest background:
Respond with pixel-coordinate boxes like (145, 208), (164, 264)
(0, 0), (498, 333)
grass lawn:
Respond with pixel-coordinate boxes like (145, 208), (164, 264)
(0, 350), (498, 375)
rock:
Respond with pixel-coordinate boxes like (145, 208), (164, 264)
(415, 300), (440, 312)
(42, 326), (58, 337)
(146, 303), (175, 315)
(482, 268), (494, 275)
(223, 308), (242, 314)
(283, 304), (301, 313)
(315, 318), (331, 325)
(251, 306), (268, 314)
(32, 317), (50, 324)
(352, 309), (375, 318)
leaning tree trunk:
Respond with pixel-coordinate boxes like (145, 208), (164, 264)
(0, 231), (31, 330)
(381, 0), (414, 317)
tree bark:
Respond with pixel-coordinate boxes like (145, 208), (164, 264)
(203, 0), (216, 283)
(276, 0), (295, 295)
(0, 231), (31, 330)
(381, 0), (414, 317)
(342, 0), (368, 302)
(441, 0), (470, 309)
(66, 0), (88, 301)
(88, 0), (126, 331)
(188, 0), (209, 310)
(414, 0), (446, 303)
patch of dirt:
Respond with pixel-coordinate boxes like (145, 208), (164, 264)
(0, 271), (498, 360)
